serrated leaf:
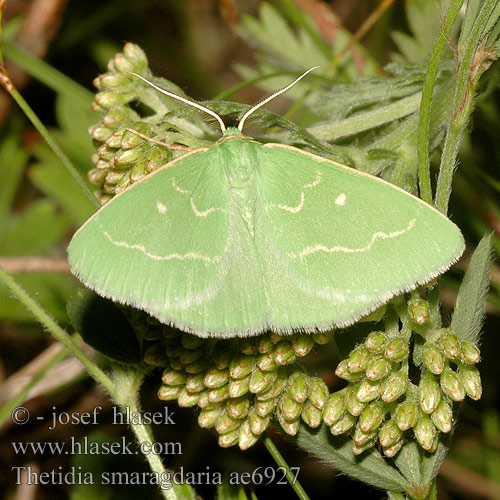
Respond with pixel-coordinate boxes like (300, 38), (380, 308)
(451, 233), (493, 342)
(296, 426), (410, 492)
(0, 200), (69, 256)
(0, 272), (76, 322)
(67, 288), (141, 364)
(393, 441), (423, 491)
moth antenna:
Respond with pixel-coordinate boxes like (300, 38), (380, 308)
(237, 66), (319, 133)
(129, 73), (226, 134)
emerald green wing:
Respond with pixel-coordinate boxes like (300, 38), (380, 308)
(254, 144), (465, 331)
(69, 147), (236, 332)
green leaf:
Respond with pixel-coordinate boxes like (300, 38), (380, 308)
(29, 158), (96, 227)
(393, 442), (424, 492)
(296, 426), (410, 492)
(0, 200), (69, 256)
(451, 233), (494, 342)
(217, 482), (253, 500)
(0, 121), (27, 229)
(67, 288), (141, 364)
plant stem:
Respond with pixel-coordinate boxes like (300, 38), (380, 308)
(8, 85), (100, 209)
(263, 436), (310, 500)
(0, 265), (113, 393)
(417, 0), (464, 205)
(113, 367), (179, 500)
(435, 0), (498, 213)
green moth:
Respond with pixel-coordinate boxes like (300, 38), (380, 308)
(68, 70), (464, 338)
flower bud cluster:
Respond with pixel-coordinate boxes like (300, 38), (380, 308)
(148, 327), (333, 450)
(327, 325), (482, 456)
(87, 43), (205, 203)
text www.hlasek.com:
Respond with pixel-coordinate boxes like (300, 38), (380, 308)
(12, 436), (181, 456)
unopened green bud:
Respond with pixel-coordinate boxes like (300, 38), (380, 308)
(196, 391), (212, 409)
(364, 331), (387, 354)
(268, 333), (284, 344)
(302, 401), (322, 428)
(87, 169), (107, 186)
(239, 420), (259, 450)
(279, 393), (303, 421)
(329, 413), (356, 435)
(249, 412), (271, 437)
(414, 413), (438, 451)
(258, 338), (274, 353)
(180, 334), (204, 350)
(215, 412), (240, 434)
(381, 370), (407, 402)
(459, 364), (482, 400)
(112, 147), (144, 168)
(366, 356), (392, 381)
(178, 347), (204, 365)
(346, 385), (367, 416)
(95, 72), (131, 91)
(168, 357), (183, 371)
(460, 340), (481, 364)
(229, 356), (256, 379)
(440, 366), (466, 401)
(249, 368), (278, 394)
(323, 391), (346, 426)
(394, 399), (419, 431)
(256, 371), (287, 401)
(227, 377), (249, 398)
(356, 378), (383, 403)
(422, 342), (445, 375)
(87, 168), (107, 184)
(419, 371), (441, 414)
(287, 372), (310, 403)
(257, 352), (277, 371)
(95, 91), (131, 109)
(184, 359), (208, 374)
(292, 335), (315, 356)
(177, 388), (200, 407)
(123, 43), (148, 72)
(198, 406), (224, 428)
(274, 341), (296, 365)
(335, 359), (361, 381)
(203, 367), (229, 389)
(438, 330), (460, 360)
(254, 399), (276, 417)
(143, 343), (168, 366)
(382, 439), (403, 457)
(353, 437), (377, 455)
(97, 144), (115, 161)
(157, 385), (182, 401)
(215, 352), (231, 371)
(407, 297), (430, 325)
(89, 124), (113, 142)
(359, 402), (386, 433)
(277, 412), (300, 436)
(161, 369), (186, 386)
(313, 330), (333, 345)
(113, 53), (136, 74)
(378, 420), (403, 448)
(308, 377), (329, 409)
(353, 424), (378, 446)
(348, 346), (371, 373)
(208, 385), (230, 403)
(431, 399), (453, 433)
(385, 337), (409, 361)
(185, 373), (206, 393)
(218, 428), (240, 448)
(240, 338), (258, 355)
(105, 170), (126, 185)
(226, 397), (251, 419)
